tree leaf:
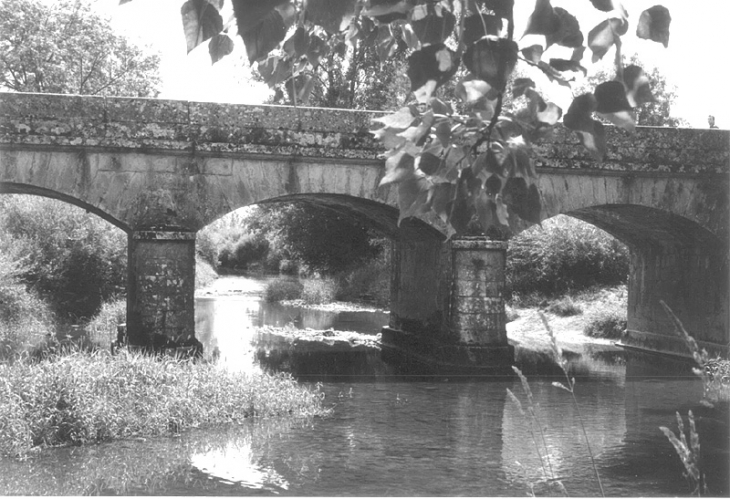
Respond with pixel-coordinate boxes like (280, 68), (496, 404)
(430, 97), (453, 116)
(564, 93), (606, 160)
(417, 152), (441, 175)
(536, 102), (562, 125)
(181, 0), (224, 54)
(464, 37), (518, 92)
(372, 106), (417, 131)
(512, 77), (535, 98)
(523, 0), (560, 39)
(208, 33), (234, 64)
(407, 44), (460, 103)
(623, 64), (653, 107)
(587, 18), (623, 62)
(464, 14), (503, 45)
(637, 5), (671, 47)
(380, 150), (416, 186)
(483, 0), (514, 19)
(456, 78), (495, 103)
(362, 0), (411, 23)
(410, 3), (456, 46)
(521, 44), (544, 64)
(233, 0), (290, 62)
(548, 7), (583, 48)
(594, 80), (635, 130)
(305, 0), (357, 34)
(376, 25), (398, 61)
(589, 0), (614, 12)
(305, 34), (328, 67)
(548, 58), (586, 75)
(552, 381), (570, 391)
(397, 177), (431, 223)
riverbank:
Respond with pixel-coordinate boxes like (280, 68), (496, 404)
(0, 349), (331, 459)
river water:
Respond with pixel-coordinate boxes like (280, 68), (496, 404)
(1, 276), (727, 496)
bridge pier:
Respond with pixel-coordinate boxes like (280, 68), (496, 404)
(382, 237), (514, 374)
(623, 241), (729, 358)
(126, 230), (199, 352)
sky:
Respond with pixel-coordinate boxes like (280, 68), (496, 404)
(94, 0), (729, 129)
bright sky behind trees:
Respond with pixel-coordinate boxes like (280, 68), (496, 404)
(96, 0), (727, 128)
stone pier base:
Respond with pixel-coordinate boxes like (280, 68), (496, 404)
(127, 230), (200, 353)
(382, 237), (514, 374)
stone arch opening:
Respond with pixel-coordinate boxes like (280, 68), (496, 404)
(0, 182), (130, 232)
(530, 204), (728, 356)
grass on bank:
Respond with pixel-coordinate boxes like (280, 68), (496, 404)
(0, 348), (331, 459)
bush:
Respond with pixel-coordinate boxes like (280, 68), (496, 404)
(264, 278), (303, 302)
(547, 297), (583, 317)
(217, 233), (269, 270)
(507, 215), (629, 296)
(195, 256), (218, 289)
(0, 196), (126, 320)
(334, 253), (391, 307)
(584, 311), (627, 339)
(85, 299), (126, 347)
(302, 278), (338, 304)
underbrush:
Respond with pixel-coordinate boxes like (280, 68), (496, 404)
(0, 348), (330, 458)
(264, 278), (304, 302)
(507, 215), (628, 296)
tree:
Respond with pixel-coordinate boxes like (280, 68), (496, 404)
(573, 54), (687, 127)
(129, 0), (671, 237)
(0, 0), (161, 96)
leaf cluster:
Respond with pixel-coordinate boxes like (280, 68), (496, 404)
(139, 0), (671, 236)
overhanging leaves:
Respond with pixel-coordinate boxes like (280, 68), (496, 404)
(407, 44), (460, 103)
(637, 5), (671, 47)
(305, 0), (357, 34)
(208, 33), (234, 64)
(587, 18), (623, 62)
(410, 3), (456, 46)
(233, 0), (291, 63)
(464, 37), (517, 91)
(464, 14), (503, 45)
(181, 0), (224, 54)
(623, 64), (654, 107)
(594, 80), (635, 130)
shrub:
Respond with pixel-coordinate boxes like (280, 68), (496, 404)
(264, 278), (303, 302)
(334, 253), (391, 307)
(85, 299), (126, 347)
(195, 256), (218, 289)
(507, 215), (629, 296)
(302, 278), (338, 304)
(547, 297), (583, 317)
(584, 311), (627, 339)
(0, 195), (127, 320)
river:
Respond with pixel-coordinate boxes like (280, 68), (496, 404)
(1, 276), (727, 496)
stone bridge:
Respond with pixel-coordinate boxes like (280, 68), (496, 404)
(0, 92), (727, 371)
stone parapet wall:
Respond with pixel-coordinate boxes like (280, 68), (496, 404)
(1, 92), (728, 173)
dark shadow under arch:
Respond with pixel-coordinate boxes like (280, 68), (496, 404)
(0, 182), (130, 233)
(565, 204), (724, 252)
(205, 193), (447, 243)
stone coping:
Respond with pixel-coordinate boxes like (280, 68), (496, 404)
(1, 92), (728, 173)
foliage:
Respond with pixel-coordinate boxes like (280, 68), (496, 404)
(0, 196), (127, 320)
(572, 53), (687, 127)
(584, 310), (625, 339)
(246, 203), (384, 275)
(155, 0), (671, 237)
(0, 348), (330, 458)
(334, 250), (391, 307)
(546, 296), (582, 317)
(85, 298), (126, 347)
(507, 215), (628, 296)
(217, 232), (270, 270)
(264, 278), (304, 302)
(301, 277), (338, 304)
(0, 0), (161, 96)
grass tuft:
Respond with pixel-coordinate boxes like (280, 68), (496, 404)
(0, 348), (330, 458)
(547, 297), (583, 317)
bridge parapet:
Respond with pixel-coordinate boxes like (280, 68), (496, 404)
(1, 92), (728, 174)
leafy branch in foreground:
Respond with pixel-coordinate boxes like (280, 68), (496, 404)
(119, 0), (670, 237)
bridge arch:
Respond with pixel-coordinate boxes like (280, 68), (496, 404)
(0, 182), (130, 232)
